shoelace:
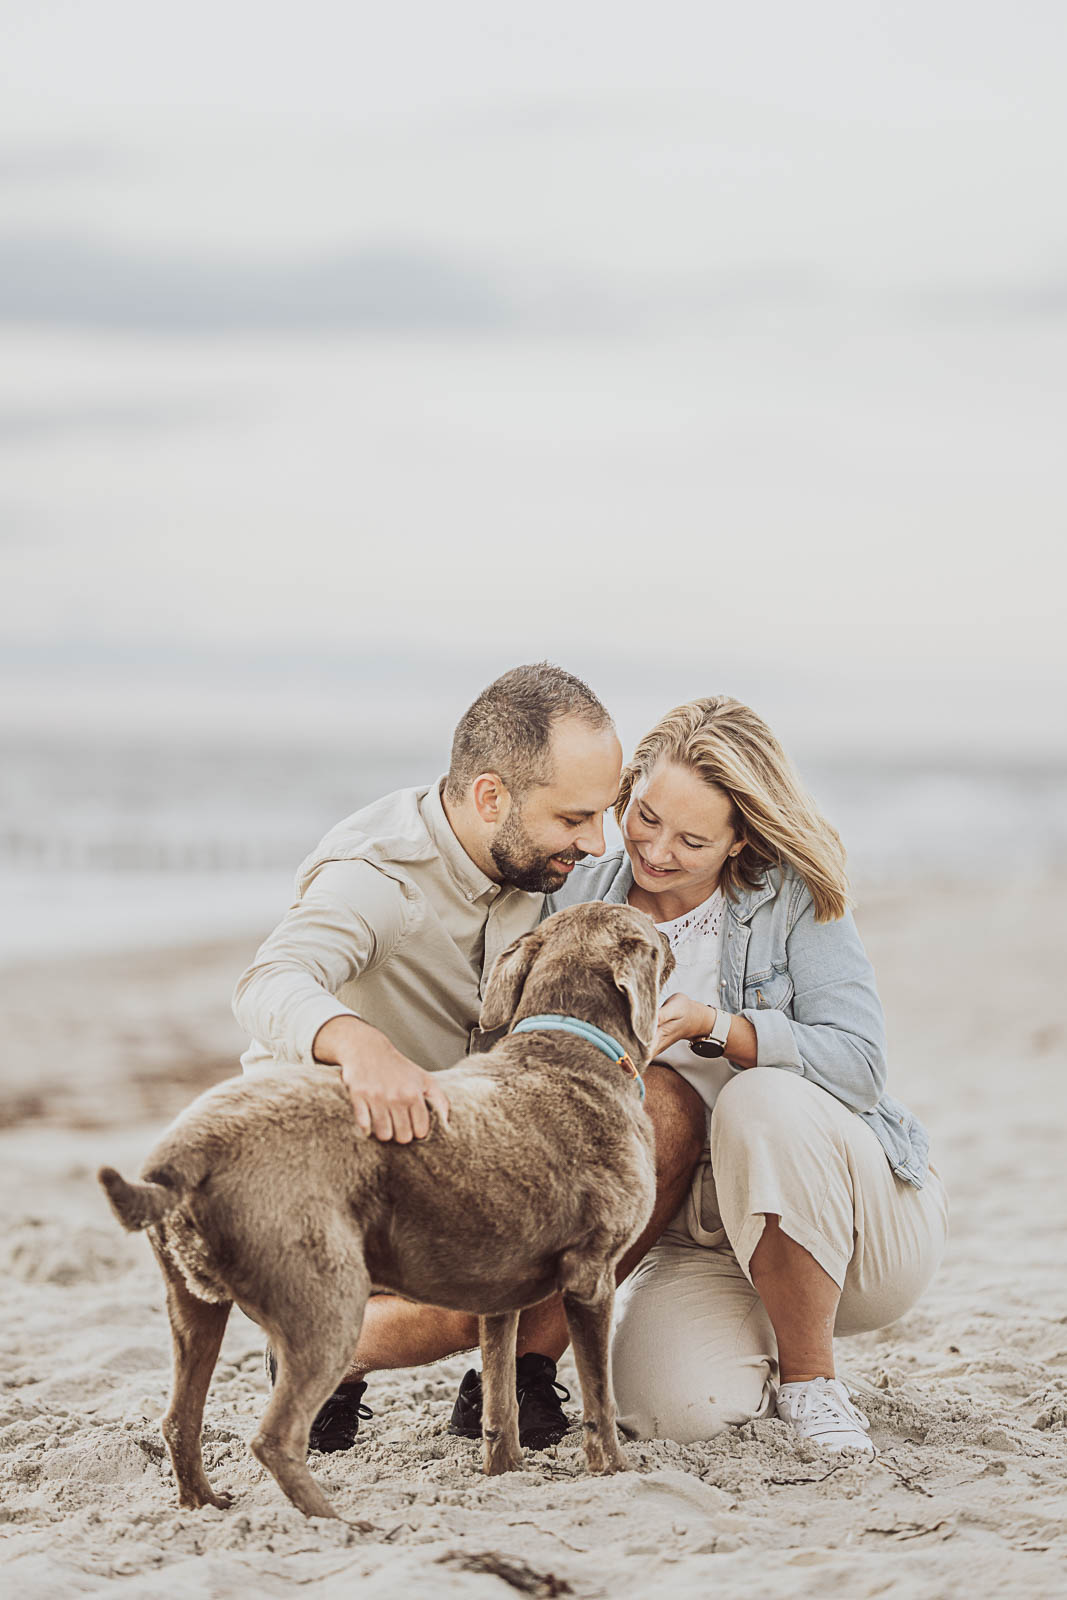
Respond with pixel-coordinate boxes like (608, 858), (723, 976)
(788, 1378), (869, 1435)
(316, 1389), (374, 1428)
(516, 1372), (571, 1405)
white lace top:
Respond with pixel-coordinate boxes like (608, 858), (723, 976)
(654, 886), (734, 1111)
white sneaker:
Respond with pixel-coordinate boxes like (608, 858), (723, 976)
(775, 1377), (876, 1455)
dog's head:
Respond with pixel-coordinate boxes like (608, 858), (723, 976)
(479, 902), (674, 1058)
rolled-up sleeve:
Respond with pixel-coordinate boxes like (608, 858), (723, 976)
(232, 860), (409, 1066)
(738, 901), (888, 1113)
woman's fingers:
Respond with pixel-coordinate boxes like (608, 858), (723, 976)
(653, 993), (710, 1055)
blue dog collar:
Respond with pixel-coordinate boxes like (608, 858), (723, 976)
(511, 1014), (645, 1101)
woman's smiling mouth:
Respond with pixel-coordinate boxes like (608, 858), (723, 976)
(637, 854), (677, 878)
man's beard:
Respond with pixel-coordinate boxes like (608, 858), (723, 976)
(489, 809), (586, 894)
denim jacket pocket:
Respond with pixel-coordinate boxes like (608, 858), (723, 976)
(742, 969), (795, 1015)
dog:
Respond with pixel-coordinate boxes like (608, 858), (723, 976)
(98, 901), (674, 1521)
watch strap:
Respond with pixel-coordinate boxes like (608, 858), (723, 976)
(708, 1007), (732, 1050)
(689, 1006), (733, 1059)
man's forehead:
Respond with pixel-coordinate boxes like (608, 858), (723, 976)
(545, 726), (620, 788)
(541, 770), (621, 814)
(548, 714), (618, 753)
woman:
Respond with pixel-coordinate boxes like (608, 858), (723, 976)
(548, 696), (947, 1453)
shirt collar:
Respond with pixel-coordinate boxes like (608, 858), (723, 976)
(420, 777), (511, 906)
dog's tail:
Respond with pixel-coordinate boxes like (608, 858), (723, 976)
(98, 1165), (183, 1232)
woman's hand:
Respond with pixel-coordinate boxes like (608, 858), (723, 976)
(651, 993), (717, 1058)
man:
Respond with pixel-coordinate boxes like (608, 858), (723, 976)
(234, 663), (704, 1452)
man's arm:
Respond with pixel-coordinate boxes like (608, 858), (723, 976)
(232, 859), (450, 1142)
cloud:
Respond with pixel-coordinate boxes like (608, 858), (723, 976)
(0, 400), (223, 443)
(911, 278), (1067, 321)
(4, 229), (1061, 338)
(0, 144), (134, 184)
(0, 230), (840, 337)
(0, 233), (514, 333)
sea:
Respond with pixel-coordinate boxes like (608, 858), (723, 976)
(2, 701), (1065, 965)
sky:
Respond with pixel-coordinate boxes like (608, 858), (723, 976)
(2, 0), (1065, 751)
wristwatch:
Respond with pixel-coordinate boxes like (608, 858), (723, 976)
(689, 1007), (733, 1059)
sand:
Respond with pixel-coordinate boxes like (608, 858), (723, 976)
(1, 877), (1065, 1598)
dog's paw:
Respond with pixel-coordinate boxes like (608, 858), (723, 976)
(483, 1445), (525, 1476)
(582, 1432), (628, 1475)
(177, 1487), (234, 1511)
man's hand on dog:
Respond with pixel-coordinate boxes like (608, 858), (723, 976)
(313, 1015), (451, 1141)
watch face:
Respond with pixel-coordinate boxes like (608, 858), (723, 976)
(689, 1037), (726, 1059)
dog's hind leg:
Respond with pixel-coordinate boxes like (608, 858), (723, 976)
(562, 1267), (627, 1475)
(479, 1310), (522, 1475)
(249, 1259), (371, 1521)
(150, 1234), (234, 1510)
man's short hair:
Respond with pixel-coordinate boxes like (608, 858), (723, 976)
(446, 663), (613, 804)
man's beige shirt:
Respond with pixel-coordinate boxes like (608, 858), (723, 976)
(234, 780), (544, 1073)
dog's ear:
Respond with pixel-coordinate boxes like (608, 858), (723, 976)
(479, 926), (547, 1031)
(613, 933), (673, 1050)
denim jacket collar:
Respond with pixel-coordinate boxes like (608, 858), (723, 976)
(725, 873), (780, 923)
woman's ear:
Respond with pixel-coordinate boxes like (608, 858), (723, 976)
(479, 926), (546, 1031)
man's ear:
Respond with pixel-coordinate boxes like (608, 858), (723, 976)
(480, 926), (546, 1031)
(613, 935), (672, 1050)
(471, 772), (511, 825)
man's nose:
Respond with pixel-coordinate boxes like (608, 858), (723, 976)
(576, 815), (607, 858)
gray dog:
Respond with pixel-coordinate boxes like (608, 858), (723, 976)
(99, 901), (674, 1521)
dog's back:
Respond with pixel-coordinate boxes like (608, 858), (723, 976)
(101, 1042), (654, 1317)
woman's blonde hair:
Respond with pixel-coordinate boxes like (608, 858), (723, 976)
(615, 696), (851, 922)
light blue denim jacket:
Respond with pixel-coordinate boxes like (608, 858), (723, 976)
(547, 851), (930, 1190)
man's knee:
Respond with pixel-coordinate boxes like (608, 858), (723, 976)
(643, 1066), (705, 1179)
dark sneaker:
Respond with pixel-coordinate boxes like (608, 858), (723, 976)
(264, 1344), (373, 1455)
(516, 1353), (573, 1448)
(447, 1366), (484, 1440)
(447, 1353), (572, 1449)
(307, 1381), (373, 1454)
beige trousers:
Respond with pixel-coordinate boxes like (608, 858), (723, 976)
(613, 1068), (949, 1445)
